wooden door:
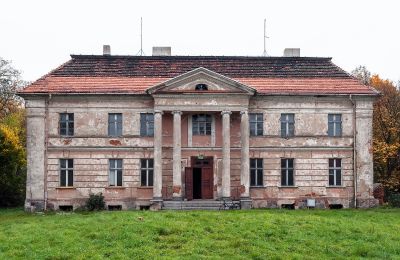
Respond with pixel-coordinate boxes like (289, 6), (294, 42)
(201, 167), (213, 199)
(185, 167), (193, 200)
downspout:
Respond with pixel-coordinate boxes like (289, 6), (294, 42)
(349, 95), (357, 208)
(44, 94), (50, 210)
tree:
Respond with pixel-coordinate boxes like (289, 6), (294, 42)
(351, 65), (371, 85)
(0, 57), (25, 118)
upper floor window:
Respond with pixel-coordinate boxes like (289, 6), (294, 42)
(250, 158), (263, 187)
(250, 113), (263, 136)
(140, 113), (154, 137)
(60, 113), (74, 136)
(60, 159), (73, 187)
(192, 114), (212, 135)
(329, 158), (342, 186)
(281, 158), (294, 186)
(195, 83), (208, 91)
(141, 159), (154, 186)
(328, 114), (342, 137)
(281, 113), (295, 138)
(108, 113), (122, 137)
(109, 159), (123, 186)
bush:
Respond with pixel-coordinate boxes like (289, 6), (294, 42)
(85, 193), (105, 211)
(387, 193), (400, 208)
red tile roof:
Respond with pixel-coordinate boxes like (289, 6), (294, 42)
(20, 55), (378, 95)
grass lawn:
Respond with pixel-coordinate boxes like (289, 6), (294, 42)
(0, 208), (399, 259)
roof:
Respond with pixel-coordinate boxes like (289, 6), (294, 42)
(20, 55), (378, 95)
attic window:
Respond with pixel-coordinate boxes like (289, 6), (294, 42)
(195, 84), (208, 91)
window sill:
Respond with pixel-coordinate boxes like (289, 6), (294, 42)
(138, 186), (153, 189)
(250, 186), (265, 188)
(326, 186), (346, 189)
(278, 186), (298, 188)
(56, 187), (75, 189)
(106, 186), (126, 189)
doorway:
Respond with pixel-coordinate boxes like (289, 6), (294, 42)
(185, 157), (214, 200)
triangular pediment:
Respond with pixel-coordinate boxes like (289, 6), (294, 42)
(146, 67), (256, 95)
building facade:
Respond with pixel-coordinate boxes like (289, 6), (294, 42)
(20, 48), (379, 211)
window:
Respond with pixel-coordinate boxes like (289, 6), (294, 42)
(60, 159), (73, 187)
(329, 158), (342, 186)
(109, 159), (123, 186)
(328, 114), (342, 137)
(195, 83), (208, 91)
(192, 114), (212, 135)
(250, 158), (263, 186)
(60, 113), (74, 136)
(281, 113), (295, 137)
(250, 113), (263, 136)
(140, 113), (154, 136)
(108, 113), (122, 136)
(281, 158), (294, 186)
(141, 159), (154, 186)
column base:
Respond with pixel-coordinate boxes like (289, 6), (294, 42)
(240, 197), (252, 209)
(172, 196), (183, 201)
(150, 197), (163, 211)
(220, 197), (232, 201)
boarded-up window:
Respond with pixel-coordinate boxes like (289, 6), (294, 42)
(250, 113), (263, 136)
(60, 159), (73, 187)
(250, 158), (263, 186)
(192, 114), (212, 135)
(108, 113), (122, 136)
(140, 113), (154, 136)
(329, 158), (342, 186)
(109, 159), (123, 186)
(328, 114), (342, 137)
(141, 159), (154, 186)
(281, 158), (294, 186)
(281, 114), (295, 138)
(60, 113), (74, 136)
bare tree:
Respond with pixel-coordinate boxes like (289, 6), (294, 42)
(0, 57), (25, 118)
(351, 65), (371, 86)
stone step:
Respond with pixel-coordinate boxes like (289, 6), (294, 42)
(162, 200), (240, 210)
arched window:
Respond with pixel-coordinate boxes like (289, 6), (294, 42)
(195, 83), (208, 91)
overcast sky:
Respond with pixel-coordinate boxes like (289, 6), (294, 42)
(1, 0), (399, 83)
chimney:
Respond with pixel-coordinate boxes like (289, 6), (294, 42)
(152, 47), (171, 56)
(103, 45), (111, 55)
(283, 48), (300, 57)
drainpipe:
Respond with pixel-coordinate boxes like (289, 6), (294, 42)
(44, 94), (50, 211)
(349, 95), (357, 208)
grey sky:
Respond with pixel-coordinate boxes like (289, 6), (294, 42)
(1, 0), (399, 83)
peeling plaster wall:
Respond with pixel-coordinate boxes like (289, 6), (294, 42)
(25, 94), (377, 210)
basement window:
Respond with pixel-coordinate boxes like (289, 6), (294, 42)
(281, 204), (295, 210)
(140, 205), (150, 211)
(329, 204), (343, 209)
(59, 205), (73, 211)
(108, 205), (122, 211)
(195, 83), (208, 91)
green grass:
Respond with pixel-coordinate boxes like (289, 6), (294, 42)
(0, 208), (399, 259)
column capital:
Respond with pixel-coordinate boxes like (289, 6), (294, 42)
(240, 110), (248, 115)
(221, 111), (232, 115)
(171, 110), (183, 115)
(154, 110), (164, 115)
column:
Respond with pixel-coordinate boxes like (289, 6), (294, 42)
(240, 110), (252, 208)
(221, 111), (231, 199)
(153, 110), (163, 201)
(172, 111), (182, 200)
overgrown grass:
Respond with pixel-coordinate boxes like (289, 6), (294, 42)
(1, 208), (399, 259)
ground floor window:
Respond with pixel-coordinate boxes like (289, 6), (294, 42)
(250, 158), (263, 186)
(281, 158), (294, 186)
(329, 158), (342, 186)
(141, 159), (154, 186)
(109, 159), (123, 186)
(60, 159), (73, 187)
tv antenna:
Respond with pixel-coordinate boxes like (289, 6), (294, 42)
(136, 17), (145, 56)
(263, 18), (269, 56)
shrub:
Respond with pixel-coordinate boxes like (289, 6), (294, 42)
(387, 193), (400, 207)
(85, 193), (105, 211)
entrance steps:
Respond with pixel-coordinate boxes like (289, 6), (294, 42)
(162, 200), (223, 210)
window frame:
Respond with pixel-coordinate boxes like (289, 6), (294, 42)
(249, 113), (263, 136)
(109, 159), (123, 187)
(60, 159), (73, 187)
(329, 158), (342, 186)
(108, 113), (123, 137)
(192, 114), (212, 136)
(250, 158), (264, 187)
(281, 158), (295, 186)
(140, 159), (154, 187)
(140, 113), (154, 137)
(281, 113), (295, 138)
(328, 114), (342, 137)
(59, 113), (74, 137)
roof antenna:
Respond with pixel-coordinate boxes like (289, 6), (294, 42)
(263, 18), (270, 57)
(136, 17), (145, 56)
